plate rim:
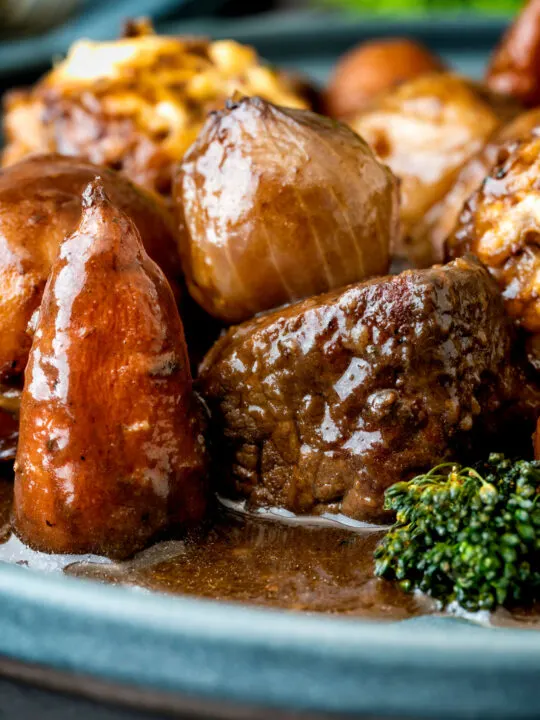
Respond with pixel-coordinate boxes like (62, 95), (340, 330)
(2, 561), (540, 718)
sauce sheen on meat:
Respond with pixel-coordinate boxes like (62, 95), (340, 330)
(200, 256), (533, 522)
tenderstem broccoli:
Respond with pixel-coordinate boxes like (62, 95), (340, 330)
(374, 454), (540, 611)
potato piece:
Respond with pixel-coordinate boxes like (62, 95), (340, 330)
(1, 24), (309, 197)
(0, 154), (182, 381)
(447, 132), (540, 337)
(350, 73), (505, 267)
(486, 0), (540, 108)
(14, 181), (208, 558)
(325, 38), (445, 120)
(174, 96), (399, 324)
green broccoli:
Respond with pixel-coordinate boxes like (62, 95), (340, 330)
(374, 454), (540, 611)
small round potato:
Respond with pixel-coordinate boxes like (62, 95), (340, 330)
(325, 38), (445, 119)
(351, 73), (509, 267)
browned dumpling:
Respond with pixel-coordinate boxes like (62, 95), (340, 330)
(350, 73), (510, 267)
(174, 96), (399, 324)
(14, 181), (208, 558)
(447, 132), (540, 339)
(1, 23), (309, 197)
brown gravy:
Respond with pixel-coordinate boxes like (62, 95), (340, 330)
(68, 509), (430, 620)
(0, 467), (538, 628)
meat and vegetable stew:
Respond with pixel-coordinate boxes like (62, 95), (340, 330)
(1, 3), (540, 624)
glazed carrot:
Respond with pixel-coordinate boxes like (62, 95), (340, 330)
(14, 180), (208, 558)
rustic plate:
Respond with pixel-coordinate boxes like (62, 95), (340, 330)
(0, 560), (539, 719)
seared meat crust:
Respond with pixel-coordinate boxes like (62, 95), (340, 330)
(200, 256), (533, 522)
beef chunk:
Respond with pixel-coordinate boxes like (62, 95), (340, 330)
(199, 256), (537, 522)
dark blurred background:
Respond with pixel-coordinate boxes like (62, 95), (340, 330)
(0, 0), (516, 95)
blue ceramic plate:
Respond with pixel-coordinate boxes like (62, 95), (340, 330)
(0, 0), (223, 80)
(0, 559), (539, 719)
(164, 11), (510, 82)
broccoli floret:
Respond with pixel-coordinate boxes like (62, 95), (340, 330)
(374, 454), (540, 611)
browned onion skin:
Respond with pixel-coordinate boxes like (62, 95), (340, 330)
(447, 132), (540, 340)
(325, 38), (445, 120)
(174, 96), (399, 324)
(350, 73), (506, 268)
(416, 107), (540, 264)
(14, 181), (208, 558)
(486, 0), (540, 108)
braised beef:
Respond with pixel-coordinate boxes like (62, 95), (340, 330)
(199, 256), (536, 522)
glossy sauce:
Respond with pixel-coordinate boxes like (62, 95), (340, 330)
(0, 469), (427, 618)
(69, 513), (432, 619)
(0, 467), (537, 627)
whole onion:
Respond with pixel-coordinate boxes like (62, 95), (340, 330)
(173, 96), (399, 323)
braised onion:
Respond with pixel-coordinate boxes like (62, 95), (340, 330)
(174, 96), (399, 324)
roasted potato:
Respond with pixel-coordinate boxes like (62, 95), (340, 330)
(486, 0), (540, 108)
(447, 132), (540, 339)
(1, 23), (309, 197)
(174, 96), (399, 324)
(14, 181), (208, 558)
(325, 38), (445, 120)
(0, 154), (184, 459)
(350, 73), (510, 267)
